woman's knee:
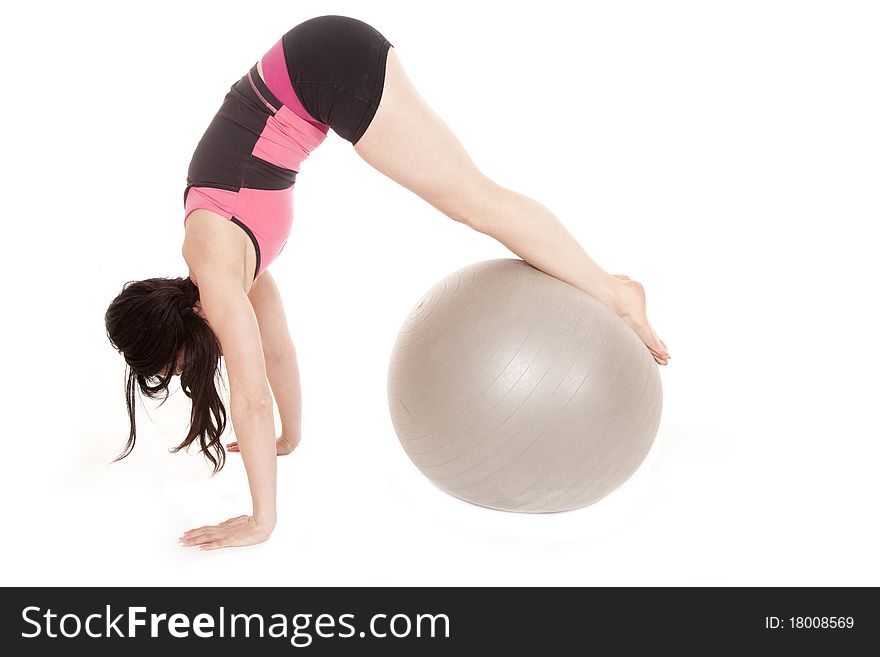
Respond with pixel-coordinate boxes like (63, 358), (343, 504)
(438, 175), (503, 230)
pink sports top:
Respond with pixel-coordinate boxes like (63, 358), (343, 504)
(183, 39), (330, 282)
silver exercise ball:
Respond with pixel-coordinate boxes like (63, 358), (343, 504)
(387, 258), (662, 513)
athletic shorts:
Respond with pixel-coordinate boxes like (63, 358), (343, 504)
(183, 15), (394, 281)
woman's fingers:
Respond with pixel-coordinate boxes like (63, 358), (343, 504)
(182, 520), (225, 535)
(179, 516), (271, 550)
(228, 437), (299, 456)
(182, 516), (246, 536)
(181, 525), (228, 543)
(180, 530), (219, 545)
(183, 530), (236, 549)
(181, 526), (212, 538)
(180, 516), (250, 546)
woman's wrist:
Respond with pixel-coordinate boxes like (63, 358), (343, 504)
(253, 511), (277, 531)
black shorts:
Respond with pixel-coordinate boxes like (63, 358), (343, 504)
(280, 15), (394, 144)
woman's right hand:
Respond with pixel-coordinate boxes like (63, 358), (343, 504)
(227, 434), (299, 455)
(180, 515), (273, 551)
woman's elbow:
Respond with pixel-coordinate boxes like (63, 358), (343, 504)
(232, 394), (273, 415)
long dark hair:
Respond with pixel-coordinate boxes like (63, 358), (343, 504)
(104, 276), (227, 473)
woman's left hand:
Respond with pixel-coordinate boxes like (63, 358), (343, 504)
(226, 434), (299, 456)
(179, 515), (273, 550)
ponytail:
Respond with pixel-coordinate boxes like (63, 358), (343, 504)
(174, 281), (227, 472)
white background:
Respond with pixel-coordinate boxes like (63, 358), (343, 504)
(1, 0), (877, 586)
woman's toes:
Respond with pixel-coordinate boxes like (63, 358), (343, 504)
(651, 336), (667, 356)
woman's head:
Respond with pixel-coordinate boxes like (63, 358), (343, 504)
(104, 276), (227, 473)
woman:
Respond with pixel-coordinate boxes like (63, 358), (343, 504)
(105, 15), (669, 551)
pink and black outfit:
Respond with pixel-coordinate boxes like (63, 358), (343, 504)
(184, 16), (393, 281)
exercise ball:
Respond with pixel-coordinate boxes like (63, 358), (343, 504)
(387, 258), (662, 513)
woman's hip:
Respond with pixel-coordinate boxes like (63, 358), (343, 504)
(262, 15), (394, 144)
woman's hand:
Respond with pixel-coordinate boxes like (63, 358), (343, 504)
(179, 515), (274, 551)
(227, 434), (300, 456)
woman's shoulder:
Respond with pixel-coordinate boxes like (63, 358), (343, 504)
(183, 209), (256, 294)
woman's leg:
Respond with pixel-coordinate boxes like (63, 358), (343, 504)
(353, 48), (668, 364)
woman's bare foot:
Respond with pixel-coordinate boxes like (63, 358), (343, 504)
(608, 275), (669, 365)
(226, 435), (300, 456)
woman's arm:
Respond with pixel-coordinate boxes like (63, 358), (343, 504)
(226, 271), (302, 455)
(179, 267), (278, 550)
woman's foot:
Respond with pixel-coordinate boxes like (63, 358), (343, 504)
(609, 275), (670, 365)
(226, 434), (300, 456)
